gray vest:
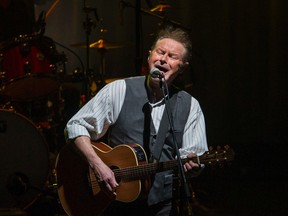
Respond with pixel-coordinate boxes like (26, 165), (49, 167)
(108, 76), (191, 205)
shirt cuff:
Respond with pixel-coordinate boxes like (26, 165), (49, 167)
(66, 124), (91, 140)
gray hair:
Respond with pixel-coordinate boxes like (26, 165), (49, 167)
(151, 25), (193, 63)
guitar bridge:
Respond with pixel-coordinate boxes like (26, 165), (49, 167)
(88, 168), (101, 196)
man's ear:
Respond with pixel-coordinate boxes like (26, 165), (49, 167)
(147, 50), (151, 62)
(179, 62), (189, 74)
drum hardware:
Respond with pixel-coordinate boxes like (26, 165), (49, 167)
(120, 1), (190, 30)
(19, 42), (31, 57)
(46, 168), (58, 191)
(80, 1), (100, 101)
(0, 34), (42, 53)
(6, 172), (38, 196)
(0, 71), (5, 83)
(74, 1), (126, 100)
(66, 1), (125, 101)
(0, 101), (14, 111)
(70, 37), (124, 98)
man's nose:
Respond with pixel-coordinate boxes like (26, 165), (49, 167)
(160, 53), (168, 63)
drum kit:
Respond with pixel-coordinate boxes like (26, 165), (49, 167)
(0, 0), (180, 214)
(0, 1), (124, 214)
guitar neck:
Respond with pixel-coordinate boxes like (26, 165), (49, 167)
(114, 147), (233, 181)
(114, 157), (198, 181)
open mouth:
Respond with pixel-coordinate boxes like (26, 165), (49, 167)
(155, 65), (169, 72)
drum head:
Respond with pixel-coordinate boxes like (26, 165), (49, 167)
(2, 74), (59, 101)
(0, 109), (49, 209)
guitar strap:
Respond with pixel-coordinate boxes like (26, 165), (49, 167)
(151, 91), (192, 162)
(152, 93), (182, 162)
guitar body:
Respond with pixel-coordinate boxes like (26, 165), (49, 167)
(56, 142), (234, 216)
(56, 142), (148, 216)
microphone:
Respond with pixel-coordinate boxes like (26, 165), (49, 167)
(150, 68), (163, 79)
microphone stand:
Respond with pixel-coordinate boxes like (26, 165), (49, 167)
(160, 79), (193, 216)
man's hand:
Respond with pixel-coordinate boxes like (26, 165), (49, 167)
(74, 136), (119, 195)
(183, 152), (199, 172)
(91, 159), (119, 195)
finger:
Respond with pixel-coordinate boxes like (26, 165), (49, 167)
(189, 161), (199, 168)
(185, 163), (193, 171)
(183, 164), (188, 172)
(104, 182), (113, 191)
(107, 178), (119, 188)
(106, 181), (119, 192)
(183, 166), (187, 172)
(111, 179), (119, 187)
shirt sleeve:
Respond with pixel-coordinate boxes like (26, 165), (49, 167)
(66, 79), (126, 141)
(179, 97), (208, 157)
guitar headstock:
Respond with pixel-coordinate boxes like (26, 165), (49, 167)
(200, 145), (235, 166)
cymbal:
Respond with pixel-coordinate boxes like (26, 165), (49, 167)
(70, 39), (123, 49)
(150, 4), (171, 12)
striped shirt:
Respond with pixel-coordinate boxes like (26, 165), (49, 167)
(66, 78), (208, 157)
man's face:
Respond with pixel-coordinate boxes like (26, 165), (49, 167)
(148, 38), (188, 85)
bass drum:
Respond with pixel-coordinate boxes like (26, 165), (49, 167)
(0, 109), (50, 209)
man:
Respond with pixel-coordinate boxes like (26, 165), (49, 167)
(66, 25), (208, 216)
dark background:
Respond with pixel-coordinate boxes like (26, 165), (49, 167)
(1, 0), (288, 215)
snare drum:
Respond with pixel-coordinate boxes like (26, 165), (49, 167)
(0, 34), (61, 101)
(0, 109), (50, 209)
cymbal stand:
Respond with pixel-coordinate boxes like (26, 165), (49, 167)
(82, 0), (99, 101)
(97, 47), (106, 88)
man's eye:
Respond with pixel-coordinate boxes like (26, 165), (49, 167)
(170, 55), (179, 60)
(156, 50), (164, 55)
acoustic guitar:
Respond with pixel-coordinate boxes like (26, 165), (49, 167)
(56, 142), (234, 216)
